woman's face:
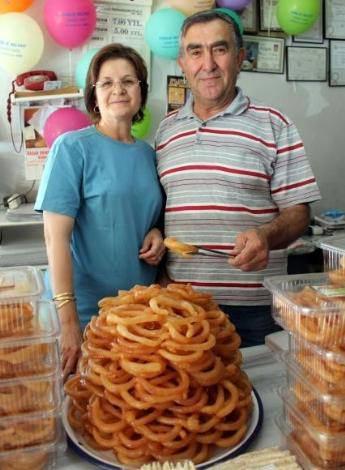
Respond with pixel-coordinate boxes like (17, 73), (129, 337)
(94, 58), (141, 124)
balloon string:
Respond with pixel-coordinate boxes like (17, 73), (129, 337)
(69, 49), (73, 85)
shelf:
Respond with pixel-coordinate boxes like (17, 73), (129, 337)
(0, 210), (43, 228)
(12, 86), (84, 104)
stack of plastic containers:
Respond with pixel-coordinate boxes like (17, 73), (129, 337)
(0, 266), (64, 469)
(264, 237), (345, 469)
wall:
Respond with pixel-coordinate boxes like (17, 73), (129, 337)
(0, 0), (344, 214)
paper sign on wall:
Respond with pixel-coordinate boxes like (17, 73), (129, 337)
(91, 1), (153, 82)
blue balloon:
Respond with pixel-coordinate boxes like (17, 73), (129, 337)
(75, 48), (99, 90)
(145, 8), (186, 60)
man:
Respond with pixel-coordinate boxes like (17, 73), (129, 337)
(156, 9), (321, 347)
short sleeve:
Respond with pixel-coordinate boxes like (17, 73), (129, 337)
(270, 122), (321, 209)
(35, 134), (83, 218)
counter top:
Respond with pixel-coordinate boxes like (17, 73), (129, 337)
(56, 343), (285, 469)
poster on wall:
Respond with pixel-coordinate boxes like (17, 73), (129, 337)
(22, 106), (50, 180)
(91, 0), (152, 81)
(166, 75), (189, 113)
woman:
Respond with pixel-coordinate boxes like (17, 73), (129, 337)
(35, 44), (165, 380)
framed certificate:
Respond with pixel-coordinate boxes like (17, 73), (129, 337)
(259, 0), (283, 32)
(241, 0), (258, 35)
(286, 46), (327, 82)
(293, 3), (323, 44)
(329, 40), (345, 87)
(242, 35), (285, 74)
(325, 0), (345, 40)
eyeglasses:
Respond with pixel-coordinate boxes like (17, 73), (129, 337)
(93, 78), (141, 91)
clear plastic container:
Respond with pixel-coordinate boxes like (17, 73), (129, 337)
(0, 301), (60, 379)
(279, 388), (345, 469)
(266, 331), (345, 395)
(284, 360), (345, 427)
(0, 409), (61, 451)
(276, 414), (345, 470)
(0, 371), (62, 417)
(320, 237), (345, 287)
(0, 267), (44, 338)
(264, 273), (345, 347)
(0, 428), (66, 469)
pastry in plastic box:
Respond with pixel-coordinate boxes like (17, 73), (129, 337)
(264, 273), (345, 347)
(279, 390), (345, 469)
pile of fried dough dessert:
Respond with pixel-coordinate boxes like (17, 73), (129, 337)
(65, 283), (253, 466)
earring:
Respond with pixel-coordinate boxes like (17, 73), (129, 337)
(94, 104), (100, 113)
(182, 73), (187, 85)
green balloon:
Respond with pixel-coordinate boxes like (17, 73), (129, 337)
(131, 108), (152, 139)
(276, 0), (320, 35)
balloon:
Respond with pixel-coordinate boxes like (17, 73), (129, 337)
(276, 0), (320, 36)
(75, 48), (99, 90)
(145, 8), (186, 60)
(44, 0), (96, 49)
(167, 0), (214, 16)
(131, 108), (151, 139)
(0, 13), (44, 76)
(43, 108), (91, 148)
(0, 0), (33, 13)
(216, 0), (252, 11)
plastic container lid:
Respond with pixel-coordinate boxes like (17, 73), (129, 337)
(0, 266), (43, 301)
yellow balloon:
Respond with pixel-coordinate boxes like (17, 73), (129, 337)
(0, 13), (44, 76)
(167, 0), (215, 16)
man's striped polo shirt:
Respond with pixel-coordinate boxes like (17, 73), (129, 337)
(156, 87), (321, 305)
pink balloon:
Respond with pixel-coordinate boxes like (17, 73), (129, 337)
(43, 107), (91, 147)
(216, 0), (252, 11)
(44, 0), (96, 48)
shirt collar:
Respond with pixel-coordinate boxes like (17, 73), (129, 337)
(176, 87), (249, 121)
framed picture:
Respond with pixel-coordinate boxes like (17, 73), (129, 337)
(329, 40), (345, 87)
(241, 0), (258, 34)
(242, 35), (285, 74)
(325, 0), (345, 40)
(286, 46), (327, 82)
(293, 3), (323, 44)
(259, 0), (283, 32)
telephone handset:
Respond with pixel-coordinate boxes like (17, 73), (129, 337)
(15, 70), (57, 90)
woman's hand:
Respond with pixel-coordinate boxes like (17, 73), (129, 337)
(139, 228), (165, 266)
(59, 307), (83, 382)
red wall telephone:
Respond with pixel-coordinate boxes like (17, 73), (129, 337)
(16, 70), (57, 91)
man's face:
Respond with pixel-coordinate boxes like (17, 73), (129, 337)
(178, 19), (244, 108)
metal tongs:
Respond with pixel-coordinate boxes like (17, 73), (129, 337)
(192, 245), (231, 259)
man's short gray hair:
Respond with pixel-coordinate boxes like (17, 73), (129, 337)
(179, 9), (243, 54)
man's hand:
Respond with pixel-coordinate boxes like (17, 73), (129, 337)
(139, 228), (166, 266)
(229, 228), (269, 271)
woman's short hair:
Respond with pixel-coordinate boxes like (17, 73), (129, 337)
(84, 43), (148, 123)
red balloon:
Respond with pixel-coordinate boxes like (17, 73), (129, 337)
(44, 0), (96, 48)
(43, 108), (91, 147)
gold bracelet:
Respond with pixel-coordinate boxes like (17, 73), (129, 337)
(55, 298), (75, 310)
(52, 292), (75, 302)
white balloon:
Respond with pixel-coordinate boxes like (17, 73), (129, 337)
(0, 13), (44, 76)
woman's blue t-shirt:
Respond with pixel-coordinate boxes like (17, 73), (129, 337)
(35, 126), (163, 326)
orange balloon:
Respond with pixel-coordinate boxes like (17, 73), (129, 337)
(0, 0), (33, 13)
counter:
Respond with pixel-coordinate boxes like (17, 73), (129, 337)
(56, 343), (285, 469)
